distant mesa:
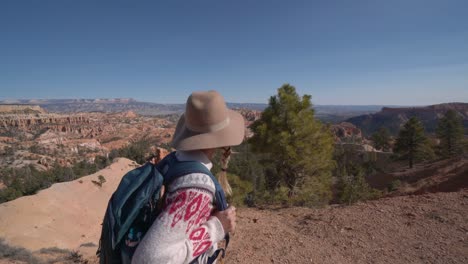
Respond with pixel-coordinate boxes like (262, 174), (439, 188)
(0, 98), (137, 104)
(0, 98), (184, 115)
(93, 98), (136, 104)
(346, 103), (468, 136)
(2, 99), (466, 135)
(0, 98), (271, 116)
(0, 104), (47, 114)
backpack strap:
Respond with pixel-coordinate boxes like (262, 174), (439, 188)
(156, 152), (229, 212)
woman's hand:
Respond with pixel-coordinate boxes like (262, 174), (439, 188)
(214, 206), (236, 233)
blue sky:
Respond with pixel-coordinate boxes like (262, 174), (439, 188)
(1, 0), (467, 105)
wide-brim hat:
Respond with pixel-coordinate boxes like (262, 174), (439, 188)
(171, 90), (245, 151)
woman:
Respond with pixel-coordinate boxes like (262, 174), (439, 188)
(132, 90), (245, 264)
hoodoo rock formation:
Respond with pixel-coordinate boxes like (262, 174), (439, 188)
(331, 122), (363, 142)
(0, 114), (90, 131)
(0, 109), (177, 171)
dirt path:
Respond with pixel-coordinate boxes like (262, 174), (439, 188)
(227, 189), (468, 264)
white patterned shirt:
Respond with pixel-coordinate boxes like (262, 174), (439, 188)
(132, 150), (225, 264)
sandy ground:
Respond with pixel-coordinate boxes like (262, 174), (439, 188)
(0, 158), (137, 252)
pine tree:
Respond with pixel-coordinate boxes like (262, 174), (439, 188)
(436, 110), (464, 157)
(371, 127), (391, 151)
(249, 84), (335, 205)
(394, 117), (429, 168)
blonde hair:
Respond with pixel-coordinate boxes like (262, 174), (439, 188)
(218, 147), (232, 196)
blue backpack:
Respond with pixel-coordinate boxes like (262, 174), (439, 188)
(97, 152), (229, 264)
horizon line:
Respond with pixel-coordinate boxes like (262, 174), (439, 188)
(0, 97), (466, 108)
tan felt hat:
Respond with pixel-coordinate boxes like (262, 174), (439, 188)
(171, 90), (245, 151)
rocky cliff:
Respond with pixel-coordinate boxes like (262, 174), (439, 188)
(0, 104), (46, 114)
(331, 122), (363, 142)
(346, 103), (468, 136)
(0, 110), (177, 171)
(0, 114), (90, 131)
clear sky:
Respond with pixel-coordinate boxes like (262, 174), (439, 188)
(1, 0), (467, 105)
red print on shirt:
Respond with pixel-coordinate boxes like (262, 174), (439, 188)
(189, 227), (212, 257)
(168, 190), (213, 231)
(167, 189), (215, 257)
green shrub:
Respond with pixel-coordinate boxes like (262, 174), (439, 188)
(66, 250), (88, 263)
(388, 179), (402, 192)
(255, 186), (290, 206)
(100, 136), (122, 144)
(108, 139), (157, 164)
(0, 159), (105, 203)
(337, 171), (381, 205)
(226, 173), (253, 207)
(0, 238), (42, 264)
(3, 146), (15, 156)
(98, 175), (106, 185)
(39, 247), (70, 254)
(92, 175), (106, 188)
(292, 175), (333, 207)
(79, 242), (97, 248)
(0, 139), (167, 204)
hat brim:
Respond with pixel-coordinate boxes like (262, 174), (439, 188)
(171, 109), (245, 151)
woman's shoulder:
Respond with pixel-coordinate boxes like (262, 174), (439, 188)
(167, 172), (216, 195)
